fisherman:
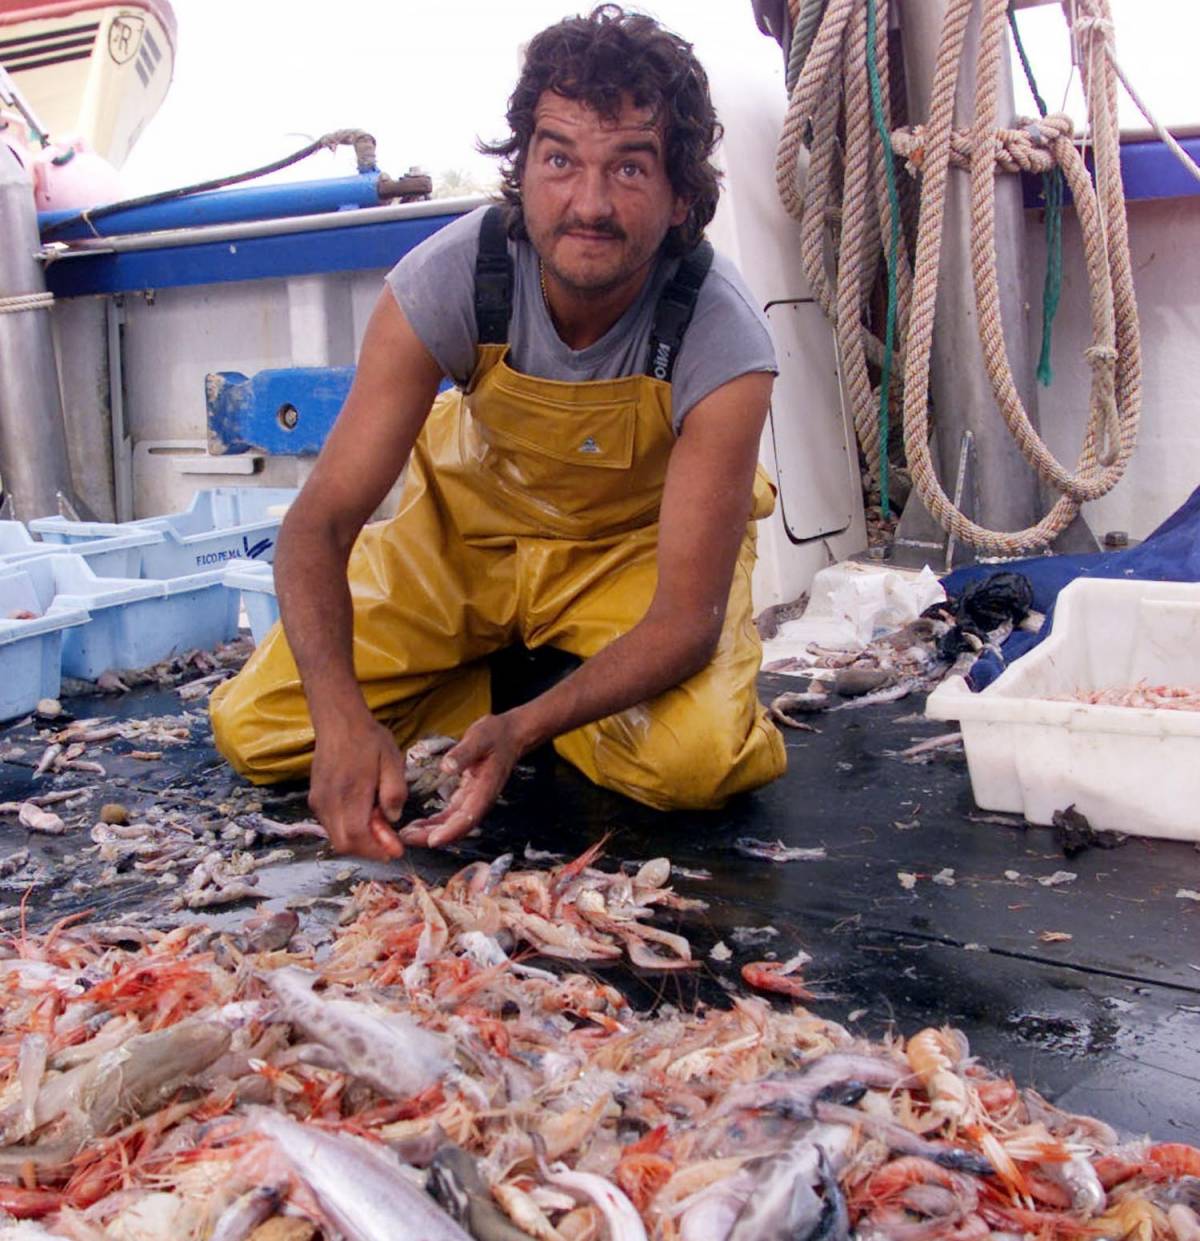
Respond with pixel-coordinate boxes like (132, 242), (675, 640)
(210, 4), (787, 859)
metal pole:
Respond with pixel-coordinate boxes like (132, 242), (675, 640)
(39, 195), (492, 263)
(0, 144), (80, 520)
(896, 0), (1045, 542)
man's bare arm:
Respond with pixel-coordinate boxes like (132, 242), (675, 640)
(273, 289), (444, 858)
(402, 370), (774, 847)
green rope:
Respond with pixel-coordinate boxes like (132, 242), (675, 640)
(787, 0), (829, 91)
(865, 0), (901, 518)
(1008, 3), (1064, 386)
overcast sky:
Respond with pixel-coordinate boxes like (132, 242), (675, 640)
(120, 1), (1197, 197)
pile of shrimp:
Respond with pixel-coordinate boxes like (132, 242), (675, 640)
(0, 843), (1196, 1240)
(1054, 681), (1200, 711)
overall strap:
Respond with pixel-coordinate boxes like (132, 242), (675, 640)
(645, 240), (714, 382)
(474, 204), (513, 345)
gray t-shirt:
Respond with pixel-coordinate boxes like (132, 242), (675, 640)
(386, 205), (777, 431)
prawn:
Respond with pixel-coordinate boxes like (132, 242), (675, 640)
(906, 1028), (972, 1126)
(1148, 1143), (1200, 1180)
(615, 1125), (675, 1212)
(740, 956), (814, 1000)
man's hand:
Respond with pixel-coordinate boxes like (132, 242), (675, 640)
(308, 715), (408, 861)
(399, 712), (525, 850)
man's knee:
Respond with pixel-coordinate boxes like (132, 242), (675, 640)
(209, 674), (313, 785)
(580, 704), (786, 811)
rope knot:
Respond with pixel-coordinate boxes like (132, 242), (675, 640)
(1084, 344), (1118, 366)
(1026, 113), (1074, 144)
(1075, 14), (1115, 38)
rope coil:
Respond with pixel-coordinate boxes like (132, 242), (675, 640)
(0, 291), (54, 314)
(776, 0), (1142, 555)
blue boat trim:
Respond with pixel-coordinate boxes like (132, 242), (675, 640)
(1022, 135), (1200, 208)
(42, 212), (459, 297)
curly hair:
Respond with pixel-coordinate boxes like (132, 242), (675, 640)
(479, 5), (723, 257)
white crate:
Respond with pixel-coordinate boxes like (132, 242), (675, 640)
(29, 487), (296, 578)
(0, 568), (90, 720)
(0, 521), (161, 579)
(222, 560), (279, 645)
(926, 578), (1200, 840)
(0, 555), (239, 682)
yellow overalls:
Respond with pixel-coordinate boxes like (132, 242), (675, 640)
(211, 228), (786, 811)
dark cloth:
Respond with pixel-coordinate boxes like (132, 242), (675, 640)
(942, 484), (1200, 688)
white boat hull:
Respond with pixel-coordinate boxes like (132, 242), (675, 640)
(0, 0), (175, 168)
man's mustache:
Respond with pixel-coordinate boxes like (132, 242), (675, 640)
(555, 218), (626, 241)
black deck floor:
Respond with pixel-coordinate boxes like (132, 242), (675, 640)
(2, 668), (1198, 1141)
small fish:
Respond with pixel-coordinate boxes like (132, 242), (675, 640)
(249, 1108), (472, 1240)
(209, 1185), (282, 1241)
(725, 1124), (853, 1240)
(266, 967), (452, 1098)
(714, 1053), (906, 1124)
(735, 838), (826, 863)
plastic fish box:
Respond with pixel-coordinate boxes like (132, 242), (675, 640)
(28, 486), (297, 579)
(0, 520), (160, 579)
(222, 560), (278, 646)
(0, 566), (90, 720)
(926, 578), (1200, 841)
(0, 554), (240, 682)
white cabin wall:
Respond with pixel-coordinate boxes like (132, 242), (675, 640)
(54, 268), (389, 521)
(1022, 196), (1200, 541)
(692, 15), (868, 613)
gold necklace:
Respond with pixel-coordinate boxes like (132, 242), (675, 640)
(539, 260), (553, 315)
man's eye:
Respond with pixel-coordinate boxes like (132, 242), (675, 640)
(618, 162), (644, 178)
(548, 152), (570, 169)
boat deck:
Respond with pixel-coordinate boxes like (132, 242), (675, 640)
(2, 666), (1197, 1140)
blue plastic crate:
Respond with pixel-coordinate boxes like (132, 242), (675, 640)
(0, 566), (90, 720)
(29, 487), (297, 578)
(222, 560), (279, 645)
(6, 555), (240, 681)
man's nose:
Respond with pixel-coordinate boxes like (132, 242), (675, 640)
(573, 165), (614, 222)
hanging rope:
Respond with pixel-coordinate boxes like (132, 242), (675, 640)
(1008, 2), (1064, 387)
(775, 0), (1142, 555)
(777, 0), (913, 491)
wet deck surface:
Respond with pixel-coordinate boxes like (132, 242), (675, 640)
(2, 668), (1198, 1141)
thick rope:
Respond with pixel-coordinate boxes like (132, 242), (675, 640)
(774, 0), (1141, 554)
(782, 0), (911, 493)
(0, 292), (54, 314)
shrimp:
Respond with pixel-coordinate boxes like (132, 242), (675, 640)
(615, 1126), (675, 1212)
(492, 1180), (565, 1240)
(551, 834), (612, 897)
(906, 1028), (972, 1126)
(1094, 1198), (1167, 1241)
(853, 1155), (979, 1215)
(740, 957), (814, 1001)
(0, 1184), (64, 1218)
(1148, 1143), (1200, 1180)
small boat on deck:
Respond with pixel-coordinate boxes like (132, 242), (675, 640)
(0, 0), (175, 168)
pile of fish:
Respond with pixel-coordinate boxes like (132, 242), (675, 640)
(764, 571), (1043, 726)
(0, 845), (1197, 1240)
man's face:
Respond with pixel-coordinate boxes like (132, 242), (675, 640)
(520, 90), (690, 298)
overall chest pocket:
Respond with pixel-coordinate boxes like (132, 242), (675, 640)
(477, 381), (639, 472)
